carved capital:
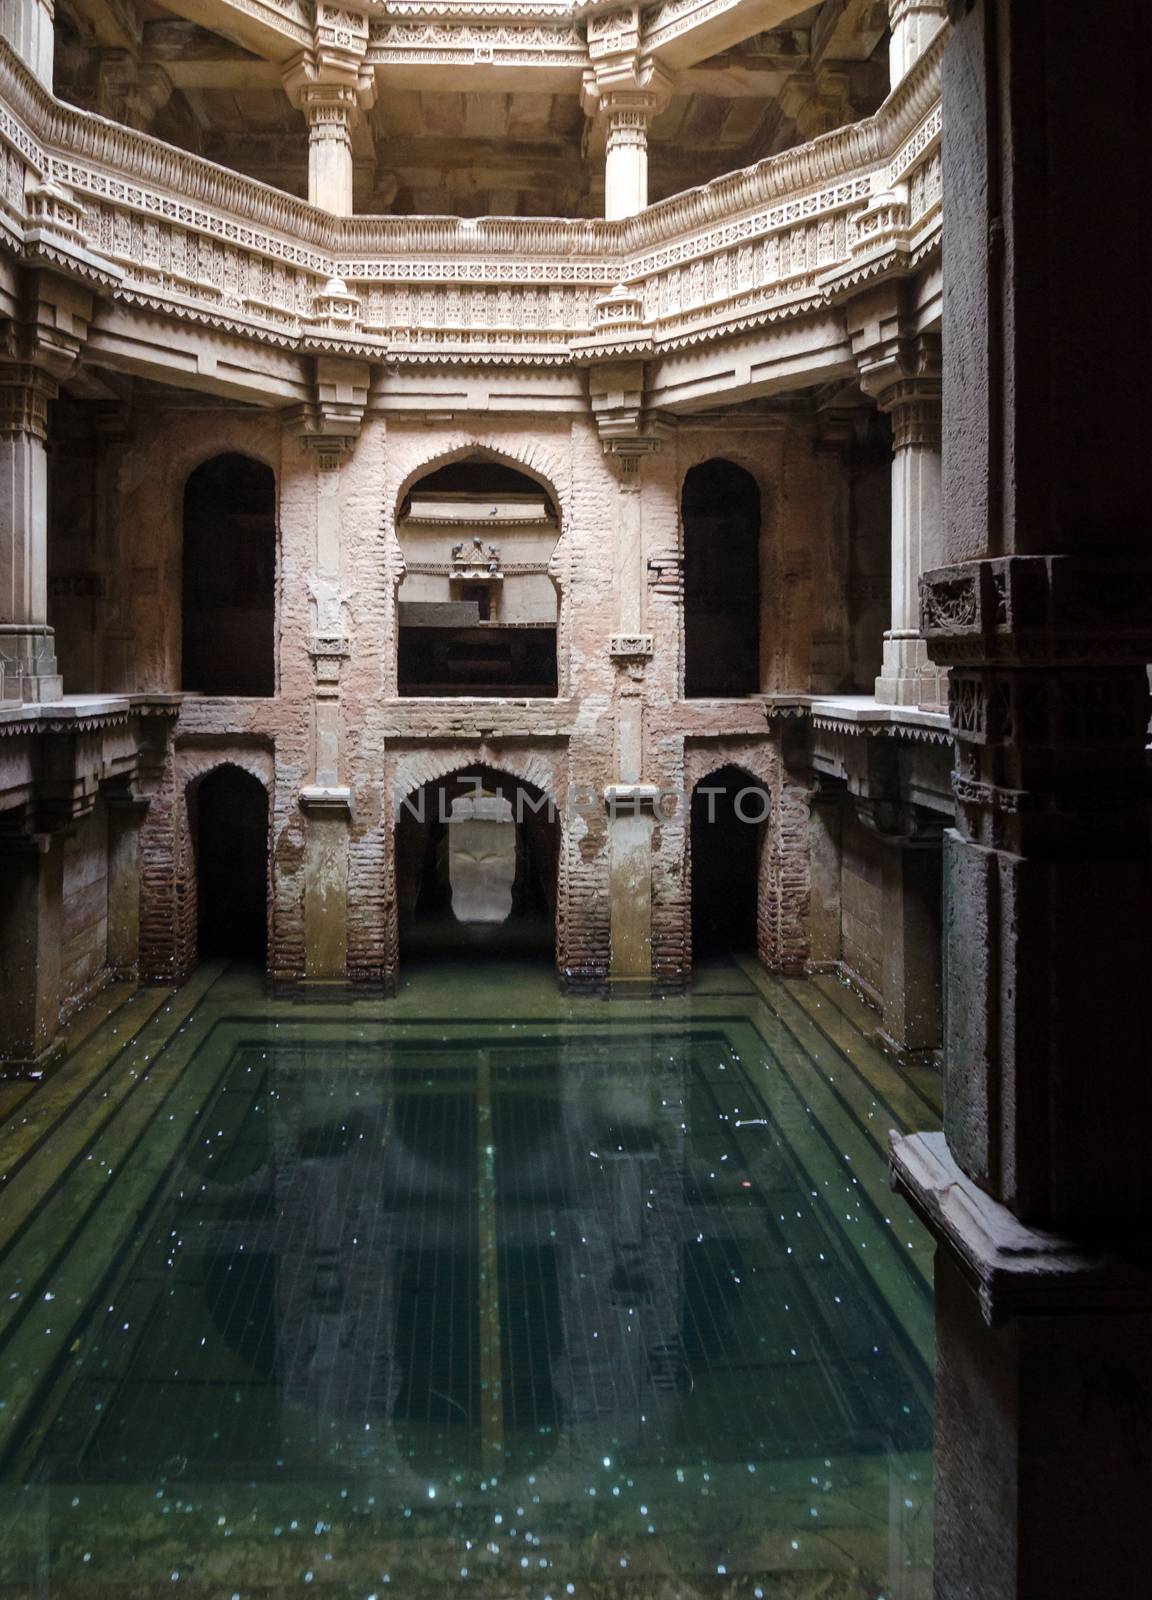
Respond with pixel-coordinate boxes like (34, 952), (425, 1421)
(282, 42), (374, 125)
(859, 331), (942, 446)
(0, 363), (57, 441)
(581, 58), (674, 126)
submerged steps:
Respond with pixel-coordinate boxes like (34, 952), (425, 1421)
(0, 964), (228, 1472)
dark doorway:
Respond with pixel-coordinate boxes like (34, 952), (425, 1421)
(682, 460), (761, 698)
(182, 454), (276, 696)
(690, 766), (766, 959)
(395, 767), (559, 968)
(195, 766), (268, 963)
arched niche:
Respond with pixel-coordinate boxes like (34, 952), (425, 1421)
(690, 764), (769, 961)
(395, 765), (559, 966)
(682, 459), (761, 698)
(396, 456), (559, 697)
(182, 453), (276, 696)
(192, 765), (269, 963)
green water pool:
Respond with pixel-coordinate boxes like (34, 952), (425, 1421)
(0, 955), (939, 1597)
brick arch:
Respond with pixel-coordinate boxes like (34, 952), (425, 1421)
(139, 746), (276, 982)
(676, 445), (774, 523)
(390, 747), (564, 808)
(182, 750), (275, 798)
(381, 744), (570, 982)
(683, 745), (776, 798)
(390, 436), (567, 524)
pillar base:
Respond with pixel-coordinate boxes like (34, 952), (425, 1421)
(0, 1037), (65, 1082)
(873, 631), (945, 708)
(0, 624), (63, 704)
(877, 1030), (940, 1071)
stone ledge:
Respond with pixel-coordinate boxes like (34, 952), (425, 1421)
(298, 785), (353, 818)
(604, 782), (661, 816)
(890, 1130), (1152, 1326)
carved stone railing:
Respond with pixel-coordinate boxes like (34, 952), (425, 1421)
(0, 32), (941, 370)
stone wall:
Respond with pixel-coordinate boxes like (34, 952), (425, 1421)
(75, 406), (907, 993)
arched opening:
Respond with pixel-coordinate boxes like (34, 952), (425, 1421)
(395, 766), (559, 967)
(682, 460), (761, 698)
(396, 456), (559, 696)
(193, 766), (269, 963)
(182, 454), (276, 696)
(690, 765), (768, 963)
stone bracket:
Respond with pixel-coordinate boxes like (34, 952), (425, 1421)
(299, 784), (352, 818)
(890, 1131), (1152, 1326)
(604, 782), (660, 817)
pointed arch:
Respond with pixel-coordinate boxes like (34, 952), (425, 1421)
(393, 760), (561, 970)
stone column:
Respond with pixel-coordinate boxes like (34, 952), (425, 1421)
(890, 5), (1152, 1596)
(806, 781), (844, 969)
(888, 0), (947, 85)
(602, 94), (656, 220)
(6, 0), (54, 88)
(870, 349), (944, 708)
(877, 818), (943, 1060)
(0, 828), (64, 1072)
(105, 791), (148, 978)
(295, 433), (355, 981)
(301, 84), (358, 215)
(0, 364), (62, 703)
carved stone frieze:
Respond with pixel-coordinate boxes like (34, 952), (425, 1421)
(0, 32), (944, 373)
(921, 556), (1152, 667)
(608, 632), (653, 659)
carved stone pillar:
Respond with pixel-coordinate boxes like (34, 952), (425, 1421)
(888, 0), (947, 84)
(0, 364), (62, 703)
(601, 440), (661, 986)
(0, 826), (64, 1072)
(601, 92), (659, 220)
(301, 84), (359, 215)
(6, 0), (54, 87)
(105, 789), (149, 978)
(581, 4), (668, 220)
(854, 800), (944, 1058)
(286, 381), (365, 980)
(284, 36), (374, 218)
(890, 6), (1152, 1596)
(873, 359), (944, 707)
(919, 557), (1152, 1222)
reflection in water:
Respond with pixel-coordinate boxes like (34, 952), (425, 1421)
(1, 977), (936, 1595)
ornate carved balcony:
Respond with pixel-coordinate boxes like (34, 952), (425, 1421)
(0, 29), (940, 395)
